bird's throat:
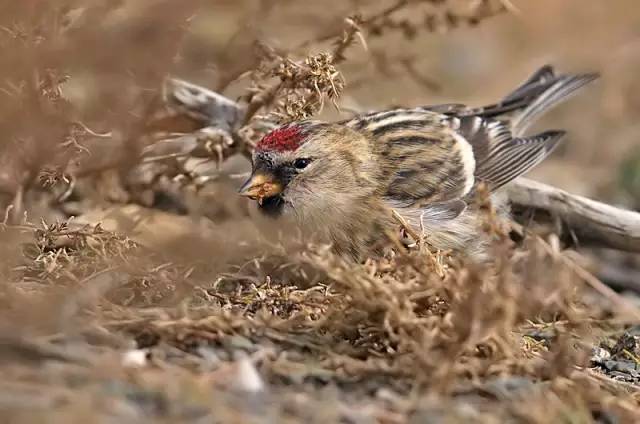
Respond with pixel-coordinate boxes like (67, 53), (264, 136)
(257, 194), (285, 217)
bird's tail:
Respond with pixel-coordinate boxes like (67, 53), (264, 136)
(509, 66), (599, 136)
(468, 65), (599, 136)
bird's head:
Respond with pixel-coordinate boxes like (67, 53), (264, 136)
(238, 121), (376, 221)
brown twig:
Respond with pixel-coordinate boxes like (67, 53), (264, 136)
(510, 220), (640, 322)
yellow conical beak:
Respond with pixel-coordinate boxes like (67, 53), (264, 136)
(238, 172), (283, 205)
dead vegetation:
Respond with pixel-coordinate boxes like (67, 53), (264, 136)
(1, 1), (640, 423)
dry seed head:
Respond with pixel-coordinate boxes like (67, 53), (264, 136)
(304, 52), (344, 100)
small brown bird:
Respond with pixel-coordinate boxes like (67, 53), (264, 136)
(239, 65), (598, 261)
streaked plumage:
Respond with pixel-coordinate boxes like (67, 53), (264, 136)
(239, 65), (598, 261)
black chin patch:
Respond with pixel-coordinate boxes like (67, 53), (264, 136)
(258, 194), (285, 217)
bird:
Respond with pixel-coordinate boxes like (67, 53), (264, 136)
(238, 65), (598, 261)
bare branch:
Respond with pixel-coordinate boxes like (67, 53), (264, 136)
(506, 178), (640, 253)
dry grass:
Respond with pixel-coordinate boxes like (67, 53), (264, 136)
(1, 1), (640, 423)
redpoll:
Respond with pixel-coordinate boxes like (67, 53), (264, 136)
(239, 65), (598, 260)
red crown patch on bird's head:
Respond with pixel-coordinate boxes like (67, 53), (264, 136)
(256, 124), (305, 152)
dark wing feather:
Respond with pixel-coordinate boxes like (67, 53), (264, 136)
(445, 116), (566, 191)
(474, 130), (565, 191)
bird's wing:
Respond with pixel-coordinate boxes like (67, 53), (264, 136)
(434, 66), (596, 192)
(347, 107), (561, 225)
(346, 109), (477, 209)
(444, 115), (567, 192)
(472, 127), (565, 191)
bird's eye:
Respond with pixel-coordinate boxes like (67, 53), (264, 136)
(293, 158), (312, 170)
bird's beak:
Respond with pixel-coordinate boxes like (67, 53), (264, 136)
(238, 172), (283, 205)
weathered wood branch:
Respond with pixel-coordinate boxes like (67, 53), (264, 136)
(506, 178), (640, 253)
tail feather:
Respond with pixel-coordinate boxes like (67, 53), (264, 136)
(463, 66), (598, 129)
(511, 72), (599, 136)
(501, 64), (557, 103)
